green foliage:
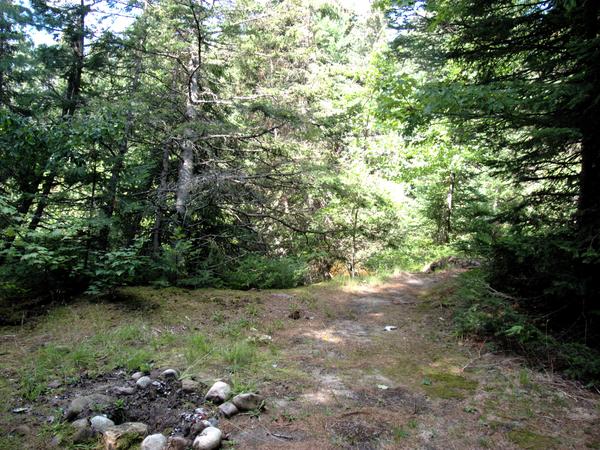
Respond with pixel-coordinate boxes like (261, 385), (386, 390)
(453, 270), (600, 387)
(86, 240), (147, 295)
(224, 255), (307, 290)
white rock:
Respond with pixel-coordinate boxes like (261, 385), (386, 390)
(71, 418), (89, 430)
(192, 427), (222, 450)
(136, 376), (153, 388)
(161, 369), (178, 379)
(132, 371), (144, 380)
(204, 381), (231, 404)
(141, 433), (168, 450)
(90, 415), (115, 432)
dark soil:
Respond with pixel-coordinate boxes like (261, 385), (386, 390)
(61, 370), (216, 437)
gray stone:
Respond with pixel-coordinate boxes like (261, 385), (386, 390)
(132, 371), (144, 380)
(207, 417), (219, 428)
(141, 433), (168, 450)
(65, 394), (112, 421)
(161, 369), (178, 379)
(136, 376), (153, 388)
(71, 418), (89, 430)
(232, 393), (264, 411)
(181, 379), (200, 393)
(11, 407), (28, 413)
(112, 386), (136, 395)
(189, 420), (211, 437)
(204, 381), (231, 404)
(102, 422), (149, 450)
(166, 436), (191, 450)
(72, 427), (95, 444)
(218, 401), (239, 418)
(47, 380), (62, 389)
(91, 415), (115, 433)
(192, 427), (222, 450)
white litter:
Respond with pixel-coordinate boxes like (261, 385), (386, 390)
(384, 325), (398, 331)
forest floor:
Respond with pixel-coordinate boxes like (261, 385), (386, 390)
(1, 270), (599, 449)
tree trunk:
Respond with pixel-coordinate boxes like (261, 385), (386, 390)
(445, 171), (455, 242)
(175, 50), (200, 222)
(153, 143), (171, 256)
(350, 206), (359, 278)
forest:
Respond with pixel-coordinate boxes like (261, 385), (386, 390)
(0, 0), (599, 449)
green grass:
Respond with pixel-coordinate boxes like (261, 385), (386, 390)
(223, 341), (257, 371)
(421, 371), (478, 399)
(507, 429), (560, 449)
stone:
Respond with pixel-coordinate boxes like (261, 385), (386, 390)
(65, 394), (112, 421)
(192, 427), (222, 450)
(231, 393), (264, 411)
(112, 386), (136, 395)
(11, 407), (28, 413)
(132, 372), (144, 381)
(181, 379), (200, 393)
(12, 425), (31, 435)
(189, 420), (211, 437)
(218, 401), (238, 418)
(141, 433), (168, 450)
(204, 381), (231, 404)
(258, 334), (272, 344)
(72, 427), (95, 444)
(91, 415), (115, 432)
(161, 369), (178, 379)
(167, 436), (191, 450)
(47, 380), (62, 389)
(207, 417), (219, 428)
(72, 418), (89, 430)
(102, 422), (149, 450)
(136, 376), (153, 389)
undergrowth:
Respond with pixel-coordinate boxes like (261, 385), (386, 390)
(452, 270), (600, 388)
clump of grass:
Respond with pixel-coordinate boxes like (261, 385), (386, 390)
(120, 349), (153, 372)
(219, 318), (252, 339)
(211, 311), (225, 324)
(393, 427), (410, 441)
(184, 333), (212, 365)
(223, 341), (257, 371)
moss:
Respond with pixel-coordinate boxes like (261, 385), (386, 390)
(115, 432), (145, 449)
(422, 371), (478, 399)
(507, 429), (560, 450)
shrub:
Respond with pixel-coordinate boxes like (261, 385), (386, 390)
(223, 255), (307, 290)
(453, 270), (600, 387)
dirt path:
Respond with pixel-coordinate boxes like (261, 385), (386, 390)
(224, 271), (600, 449)
(1, 271), (599, 449)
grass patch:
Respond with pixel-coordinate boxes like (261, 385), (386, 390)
(507, 429), (560, 449)
(223, 341), (257, 371)
(421, 371), (478, 399)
